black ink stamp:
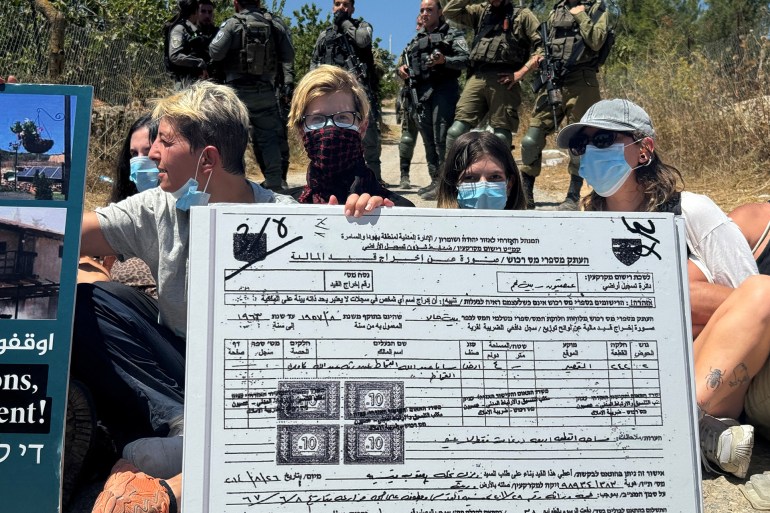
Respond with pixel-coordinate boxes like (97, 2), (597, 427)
(619, 217), (662, 261)
(276, 425), (339, 465)
(277, 381), (340, 420)
(344, 381), (404, 421)
(344, 425), (404, 464)
(233, 223), (266, 262)
(612, 238), (642, 266)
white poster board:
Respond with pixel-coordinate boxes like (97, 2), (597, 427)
(184, 206), (702, 513)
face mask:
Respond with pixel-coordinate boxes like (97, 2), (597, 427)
(174, 149), (213, 211)
(302, 125), (365, 177)
(129, 156), (159, 192)
(457, 181), (508, 210)
(578, 142), (643, 197)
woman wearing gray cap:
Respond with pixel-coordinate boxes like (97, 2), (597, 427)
(556, 98), (770, 480)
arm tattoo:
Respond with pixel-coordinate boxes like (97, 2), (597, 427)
(705, 368), (724, 390)
(729, 363), (750, 388)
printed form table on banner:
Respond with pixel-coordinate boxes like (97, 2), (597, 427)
(186, 206), (701, 513)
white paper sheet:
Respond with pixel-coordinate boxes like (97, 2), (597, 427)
(184, 206), (701, 513)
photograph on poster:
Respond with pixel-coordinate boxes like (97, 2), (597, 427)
(0, 92), (77, 201)
(0, 206), (65, 319)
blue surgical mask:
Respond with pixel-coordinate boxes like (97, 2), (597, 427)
(578, 142), (643, 197)
(129, 156), (159, 192)
(457, 181), (508, 210)
(174, 150), (212, 211)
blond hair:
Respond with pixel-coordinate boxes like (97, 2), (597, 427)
(152, 81), (250, 175)
(288, 65), (370, 136)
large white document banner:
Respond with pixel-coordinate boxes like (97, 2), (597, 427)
(185, 206), (702, 513)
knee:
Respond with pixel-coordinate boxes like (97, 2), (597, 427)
(520, 127), (547, 164)
(447, 121), (471, 140)
(492, 128), (512, 149)
(736, 276), (770, 318)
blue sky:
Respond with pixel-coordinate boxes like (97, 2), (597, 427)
(0, 206), (66, 233)
(280, 0), (420, 57)
(0, 94), (77, 156)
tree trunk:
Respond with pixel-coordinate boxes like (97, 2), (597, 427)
(33, 0), (66, 79)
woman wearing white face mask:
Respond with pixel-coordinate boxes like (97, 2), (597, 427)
(557, 98), (770, 480)
(436, 131), (527, 210)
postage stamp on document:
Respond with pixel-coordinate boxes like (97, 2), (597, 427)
(276, 425), (340, 465)
(344, 425), (405, 464)
(277, 381), (340, 420)
(345, 381), (404, 421)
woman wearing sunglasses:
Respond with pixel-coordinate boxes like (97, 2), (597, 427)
(436, 131), (527, 210)
(557, 98), (770, 479)
(287, 65), (413, 208)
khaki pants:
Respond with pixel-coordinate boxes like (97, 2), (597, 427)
(454, 71), (522, 133)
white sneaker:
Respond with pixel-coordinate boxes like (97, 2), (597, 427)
(122, 435), (183, 479)
(699, 414), (754, 479)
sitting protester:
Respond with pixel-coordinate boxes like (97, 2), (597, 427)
(558, 98), (770, 479)
(287, 65), (414, 208)
(77, 81), (389, 513)
(436, 131), (527, 210)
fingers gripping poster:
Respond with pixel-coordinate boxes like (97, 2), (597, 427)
(185, 205), (702, 513)
(0, 82), (92, 512)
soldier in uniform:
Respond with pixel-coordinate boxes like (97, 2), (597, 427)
(195, 0), (225, 83)
(398, 0), (469, 200)
(209, 0), (295, 191)
(519, 0), (610, 210)
(311, 0), (385, 185)
(396, 15), (424, 190)
(164, 0), (209, 90)
(443, 0), (541, 164)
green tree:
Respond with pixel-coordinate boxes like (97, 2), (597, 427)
(289, 3), (331, 80)
(33, 171), (53, 200)
(698, 0), (770, 42)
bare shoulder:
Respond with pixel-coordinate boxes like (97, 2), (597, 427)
(728, 201), (770, 246)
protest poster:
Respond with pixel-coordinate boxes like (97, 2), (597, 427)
(184, 205), (701, 513)
(0, 82), (92, 512)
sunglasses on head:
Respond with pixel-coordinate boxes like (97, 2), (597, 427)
(568, 129), (633, 156)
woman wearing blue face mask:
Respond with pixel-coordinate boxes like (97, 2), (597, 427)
(80, 114), (160, 298)
(557, 98), (770, 480)
(110, 113), (160, 203)
(436, 131), (527, 210)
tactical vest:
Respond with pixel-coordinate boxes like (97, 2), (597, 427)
(163, 21), (197, 76)
(317, 27), (378, 94)
(548, 0), (607, 72)
(407, 24), (462, 83)
(234, 11), (277, 76)
(470, 2), (529, 67)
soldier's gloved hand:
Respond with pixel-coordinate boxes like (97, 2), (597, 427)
(334, 10), (350, 28)
(281, 83), (294, 102)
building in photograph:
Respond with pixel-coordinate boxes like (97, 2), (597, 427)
(0, 216), (63, 319)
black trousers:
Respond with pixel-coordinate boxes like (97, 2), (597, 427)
(70, 282), (185, 449)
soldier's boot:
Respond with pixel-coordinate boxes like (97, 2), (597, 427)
(522, 173), (536, 210)
(399, 159), (412, 189)
(492, 128), (513, 151)
(444, 120), (472, 160)
(557, 174), (584, 211)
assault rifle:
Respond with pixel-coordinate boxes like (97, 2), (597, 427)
(338, 30), (378, 111)
(402, 50), (423, 121)
(531, 21), (561, 130)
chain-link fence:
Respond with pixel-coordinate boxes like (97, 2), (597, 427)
(0, 2), (172, 105)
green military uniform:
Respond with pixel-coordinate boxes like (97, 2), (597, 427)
(401, 21), (469, 197)
(167, 20), (208, 90)
(311, 17), (384, 182)
(520, 0), (610, 209)
(209, 3), (295, 191)
(443, 0), (540, 153)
